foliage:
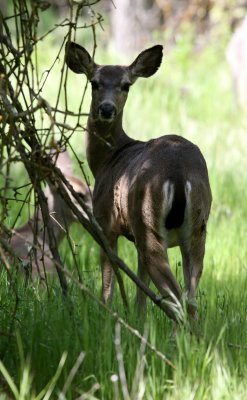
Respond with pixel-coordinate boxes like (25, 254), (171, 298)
(1, 1), (247, 399)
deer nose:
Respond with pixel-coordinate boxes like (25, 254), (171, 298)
(98, 102), (117, 120)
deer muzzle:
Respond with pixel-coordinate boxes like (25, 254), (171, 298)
(98, 101), (117, 121)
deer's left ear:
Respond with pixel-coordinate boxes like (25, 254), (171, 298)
(128, 45), (163, 81)
(65, 42), (96, 78)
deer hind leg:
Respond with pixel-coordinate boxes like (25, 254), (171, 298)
(180, 180), (210, 319)
(136, 232), (181, 321)
(180, 228), (206, 319)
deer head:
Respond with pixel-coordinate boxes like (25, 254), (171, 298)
(65, 42), (163, 122)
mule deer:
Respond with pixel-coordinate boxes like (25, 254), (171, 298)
(8, 146), (92, 277)
(66, 42), (212, 320)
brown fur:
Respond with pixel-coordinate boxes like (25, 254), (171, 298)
(66, 42), (212, 320)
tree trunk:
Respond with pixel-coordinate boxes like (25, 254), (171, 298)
(111, 0), (163, 54)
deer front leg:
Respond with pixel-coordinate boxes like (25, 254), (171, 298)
(101, 235), (117, 304)
(136, 252), (151, 314)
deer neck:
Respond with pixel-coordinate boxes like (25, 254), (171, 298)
(86, 111), (133, 177)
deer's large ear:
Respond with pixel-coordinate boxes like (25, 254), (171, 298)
(65, 42), (96, 78)
(49, 143), (73, 176)
(129, 45), (163, 81)
(55, 149), (73, 176)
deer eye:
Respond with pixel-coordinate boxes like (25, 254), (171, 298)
(121, 83), (131, 92)
(91, 80), (99, 90)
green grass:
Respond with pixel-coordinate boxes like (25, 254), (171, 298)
(2, 20), (247, 399)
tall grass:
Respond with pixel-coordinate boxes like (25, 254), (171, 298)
(1, 23), (247, 399)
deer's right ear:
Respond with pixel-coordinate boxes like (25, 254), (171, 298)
(129, 45), (163, 81)
(65, 42), (95, 78)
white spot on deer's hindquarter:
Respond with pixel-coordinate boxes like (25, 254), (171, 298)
(163, 180), (174, 216)
(185, 180), (192, 200)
